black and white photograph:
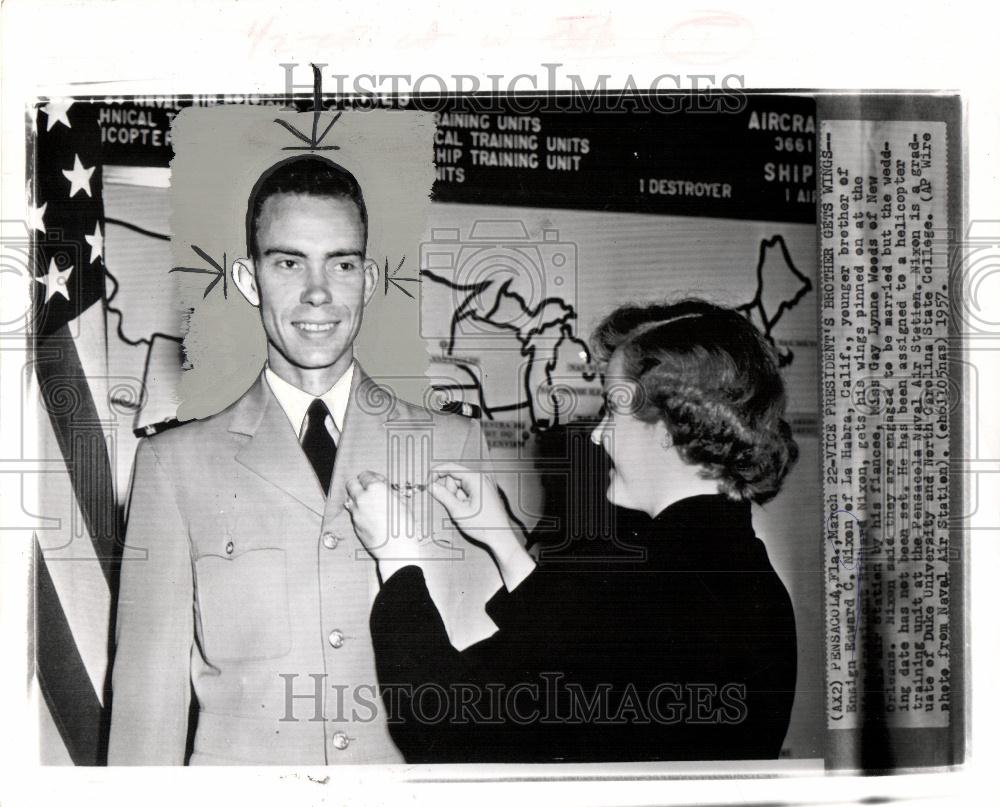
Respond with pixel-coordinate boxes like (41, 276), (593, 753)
(27, 88), (827, 767)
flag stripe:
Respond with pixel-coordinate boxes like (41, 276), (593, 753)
(35, 538), (108, 766)
(35, 325), (122, 587)
(38, 686), (75, 765)
(35, 325), (120, 764)
(34, 414), (112, 706)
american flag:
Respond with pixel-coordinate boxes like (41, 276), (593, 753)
(31, 98), (122, 765)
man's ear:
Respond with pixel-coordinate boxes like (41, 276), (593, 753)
(232, 258), (260, 307)
(362, 257), (379, 307)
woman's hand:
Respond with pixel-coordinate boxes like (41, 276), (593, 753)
(428, 464), (512, 547)
(429, 463), (535, 591)
(345, 471), (428, 581)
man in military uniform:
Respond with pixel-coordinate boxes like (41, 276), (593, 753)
(108, 155), (503, 765)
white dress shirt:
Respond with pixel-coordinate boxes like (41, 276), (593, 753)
(264, 362), (355, 443)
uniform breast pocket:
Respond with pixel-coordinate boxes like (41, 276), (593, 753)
(194, 547), (292, 663)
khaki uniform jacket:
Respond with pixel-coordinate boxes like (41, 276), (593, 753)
(108, 367), (502, 765)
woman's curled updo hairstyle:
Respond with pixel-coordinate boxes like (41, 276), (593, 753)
(591, 298), (798, 504)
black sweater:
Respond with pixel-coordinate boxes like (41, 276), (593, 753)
(370, 494), (797, 763)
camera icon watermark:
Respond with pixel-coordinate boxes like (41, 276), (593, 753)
(943, 220), (1000, 533)
(419, 220), (578, 350)
(2, 219), (85, 341)
(950, 220), (1000, 336)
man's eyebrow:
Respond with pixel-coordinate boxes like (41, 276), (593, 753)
(263, 247), (306, 258)
(262, 247), (363, 259)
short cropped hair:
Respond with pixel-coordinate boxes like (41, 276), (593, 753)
(245, 155), (368, 261)
(591, 298), (798, 504)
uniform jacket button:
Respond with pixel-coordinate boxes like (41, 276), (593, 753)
(332, 731), (350, 750)
(225, 540), (234, 555)
(322, 532), (338, 549)
(328, 629), (344, 648)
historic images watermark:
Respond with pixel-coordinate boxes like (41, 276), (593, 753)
(279, 63), (748, 114)
(278, 672), (749, 726)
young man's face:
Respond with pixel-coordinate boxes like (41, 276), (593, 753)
(251, 192), (377, 393)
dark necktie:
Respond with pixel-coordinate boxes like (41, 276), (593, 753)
(301, 399), (336, 495)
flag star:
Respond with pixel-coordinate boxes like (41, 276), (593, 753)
(35, 258), (73, 303)
(62, 155), (96, 198)
(28, 201), (48, 233)
(41, 99), (74, 131)
(85, 222), (104, 264)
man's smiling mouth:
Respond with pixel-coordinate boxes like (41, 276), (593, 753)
(293, 321), (338, 333)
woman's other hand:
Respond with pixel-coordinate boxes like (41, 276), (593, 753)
(430, 463), (535, 591)
(346, 471), (428, 581)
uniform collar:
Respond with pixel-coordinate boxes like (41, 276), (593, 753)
(264, 362), (355, 438)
